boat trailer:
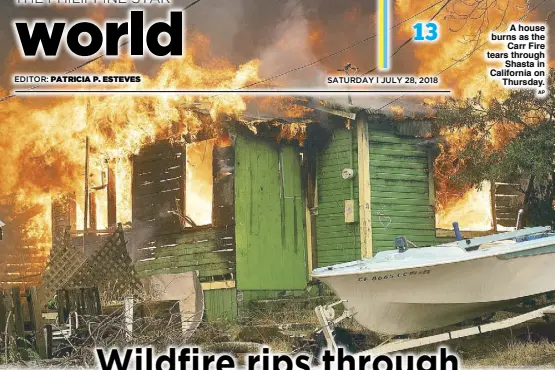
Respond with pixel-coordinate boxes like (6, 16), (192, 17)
(314, 301), (555, 355)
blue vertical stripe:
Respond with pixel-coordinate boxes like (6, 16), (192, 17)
(383, 0), (388, 69)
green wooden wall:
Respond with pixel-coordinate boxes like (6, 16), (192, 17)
(315, 128), (361, 267)
(234, 135), (307, 290)
(203, 288), (237, 321)
(135, 227), (235, 280)
(369, 125), (437, 253)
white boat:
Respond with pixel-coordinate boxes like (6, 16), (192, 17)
(312, 226), (555, 335)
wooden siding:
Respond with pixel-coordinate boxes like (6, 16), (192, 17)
(132, 141), (185, 261)
(234, 135), (307, 290)
(203, 288), (237, 321)
(369, 127), (437, 252)
(493, 183), (524, 229)
(135, 226), (236, 281)
(315, 128), (361, 267)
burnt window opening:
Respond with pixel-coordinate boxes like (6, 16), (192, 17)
(185, 140), (214, 228)
(131, 136), (235, 260)
(185, 136), (235, 228)
(88, 165), (109, 231)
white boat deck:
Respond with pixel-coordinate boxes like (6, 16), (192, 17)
(313, 227), (555, 277)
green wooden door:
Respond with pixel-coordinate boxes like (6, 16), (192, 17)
(315, 128), (361, 267)
(369, 128), (437, 252)
(235, 135), (307, 290)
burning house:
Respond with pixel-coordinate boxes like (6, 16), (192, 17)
(38, 99), (455, 321)
(0, 43), (527, 319)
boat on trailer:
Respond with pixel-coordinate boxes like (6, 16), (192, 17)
(312, 226), (555, 337)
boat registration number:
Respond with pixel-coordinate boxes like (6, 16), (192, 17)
(358, 269), (431, 282)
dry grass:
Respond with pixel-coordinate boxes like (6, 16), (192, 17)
(189, 302), (555, 368)
(24, 293), (555, 368)
(465, 340), (555, 367)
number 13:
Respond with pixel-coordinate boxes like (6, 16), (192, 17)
(414, 22), (439, 41)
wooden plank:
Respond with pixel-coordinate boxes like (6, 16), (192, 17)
(132, 199), (182, 222)
(317, 239), (365, 249)
(139, 266), (234, 278)
(154, 244), (230, 258)
(373, 234), (437, 243)
(318, 171), (357, 181)
(212, 143), (235, 227)
(315, 127), (362, 266)
(370, 203), (433, 212)
(370, 134), (421, 144)
(0, 291), (5, 334)
(370, 160), (428, 170)
(201, 280), (236, 290)
(89, 192), (97, 230)
(12, 287), (28, 360)
(3, 291), (15, 350)
(495, 196), (522, 208)
(133, 162), (183, 182)
(316, 185), (356, 196)
(203, 288), (237, 321)
(26, 287), (46, 358)
(133, 143), (183, 164)
(132, 191), (182, 208)
(317, 249), (360, 259)
(329, 219), (434, 231)
(56, 289), (67, 324)
(133, 218), (182, 234)
(495, 183), (523, 195)
(370, 179), (429, 189)
(316, 241), (360, 251)
(107, 163), (117, 227)
(370, 167), (428, 178)
(369, 147), (427, 158)
(370, 191), (429, 200)
(427, 150), (436, 206)
(369, 141), (427, 153)
(372, 228), (436, 237)
(137, 254), (234, 269)
(147, 254), (234, 269)
(368, 126), (436, 255)
(316, 156), (355, 167)
(497, 219), (518, 227)
(317, 237), (361, 247)
(44, 325), (53, 359)
(152, 227), (231, 246)
(133, 178), (183, 197)
(235, 136), (307, 290)
(491, 180), (498, 231)
(366, 184), (429, 195)
(370, 197), (431, 206)
(371, 172), (428, 182)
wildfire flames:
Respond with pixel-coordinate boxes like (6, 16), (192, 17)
(434, 123), (524, 231)
(0, 0), (545, 283)
(0, 34), (310, 284)
(395, 0), (534, 230)
(396, 0), (529, 100)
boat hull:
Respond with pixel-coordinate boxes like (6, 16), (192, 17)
(317, 246), (555, 335)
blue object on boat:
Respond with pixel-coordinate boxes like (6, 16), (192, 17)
(516, 233), (550, 242)
(453, 222), (463, 241)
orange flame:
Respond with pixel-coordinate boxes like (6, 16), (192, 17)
(0, 34), (309, 281)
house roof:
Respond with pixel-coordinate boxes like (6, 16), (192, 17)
(181, 98), (435, 142)
(0, 220), (5, 227)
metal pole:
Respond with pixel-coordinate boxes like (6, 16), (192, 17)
(84, 136), (89, 232)
(84, 99), (90, 237)
(124, 296), (134, 342)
